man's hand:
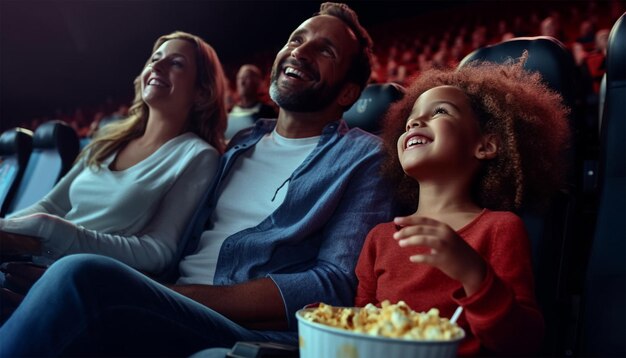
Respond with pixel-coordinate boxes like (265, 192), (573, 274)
(0, 231), (42, 257)
(169, 277), (288, 330)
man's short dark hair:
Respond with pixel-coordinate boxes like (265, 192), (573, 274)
(317, 2), (373, 92)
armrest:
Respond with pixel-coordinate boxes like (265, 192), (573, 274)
(226, 342), (299, 358)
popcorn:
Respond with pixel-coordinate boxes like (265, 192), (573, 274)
(301, 300), (463, 341)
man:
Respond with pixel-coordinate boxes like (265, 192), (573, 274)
(0, 3), (394, 356)
(225, 64), (277, 140)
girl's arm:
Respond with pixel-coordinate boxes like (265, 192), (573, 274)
(452, 216), (543, 355)
(394, 213), (543, 355)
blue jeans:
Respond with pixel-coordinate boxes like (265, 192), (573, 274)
(0, 254), (297, 357)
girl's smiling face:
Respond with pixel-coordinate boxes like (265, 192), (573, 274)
(397, 85), (485, 179)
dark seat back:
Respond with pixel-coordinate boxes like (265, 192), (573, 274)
(6, 120), (79, 215)
(0, 128), (33, 217)
(460, 36), (591, 185)
(459, 36), (580, 109)
(459, 36), (584, 355)
(580, 13), (626, 357)
(343, 83), (405, 134)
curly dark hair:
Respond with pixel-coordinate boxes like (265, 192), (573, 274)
(381, 54), (571, 212)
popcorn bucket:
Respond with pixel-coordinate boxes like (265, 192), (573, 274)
(296, 308), (465, 358)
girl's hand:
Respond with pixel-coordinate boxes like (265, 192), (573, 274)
(393, 215), (487, 296)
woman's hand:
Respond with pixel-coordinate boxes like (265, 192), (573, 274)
(0, 230), (42, 258)
(393, 215), (487, 296)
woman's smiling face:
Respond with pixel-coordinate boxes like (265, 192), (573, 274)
(141, 39), (199, 114)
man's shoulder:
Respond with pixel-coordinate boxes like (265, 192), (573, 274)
(340, 125), (385, 150)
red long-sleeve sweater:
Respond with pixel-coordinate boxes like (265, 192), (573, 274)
(355, 209), (544, 356)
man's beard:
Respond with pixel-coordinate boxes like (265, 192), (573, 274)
(269, 61), (344, 113)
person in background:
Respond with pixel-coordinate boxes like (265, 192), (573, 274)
(355, 55), (570, 356)
(0, 3), (394, 357)
(584, 28), (610, 94)
(540, 15), (565, 41)
(0, 31), (226, 291)
(225, 64), (278, 140)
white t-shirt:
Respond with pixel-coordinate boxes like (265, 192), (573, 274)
(1, 132), (218, 273)
(177, 130), (319, 284)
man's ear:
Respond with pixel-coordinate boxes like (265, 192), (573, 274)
(475, 134), (499, 160)
(337, 83), (361, 108)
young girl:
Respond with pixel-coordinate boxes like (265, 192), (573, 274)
(355, 55), (570, 356)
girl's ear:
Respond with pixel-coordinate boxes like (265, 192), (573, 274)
(475, 134), (499, 160)
(337, 83), (361, 107)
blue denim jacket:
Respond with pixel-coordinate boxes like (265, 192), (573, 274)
(180, 119), (394, 330)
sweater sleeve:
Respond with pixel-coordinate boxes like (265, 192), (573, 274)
(451, 215), (544, 355)
(0, 148), (218, 274)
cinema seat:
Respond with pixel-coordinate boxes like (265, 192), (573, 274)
(5, 120), (79, 215)
(461, 35), (592, 183)
(343, 82), (405, 134)
(579, 13), (626, 357)
(0, 128), (33, 217)
(459, 36), (586, 355)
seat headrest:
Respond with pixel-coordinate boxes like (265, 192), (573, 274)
(607, 14), (625, 84)
(32, 120), (79, 164)
(0, 128), (33, 164)
(33, 120), (77, 148)
(601, 13), (626, 179)
(459, 36), (579, 109)
(343, 83), (406, 133)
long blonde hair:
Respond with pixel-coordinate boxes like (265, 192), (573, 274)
(81, 31), (227, 167)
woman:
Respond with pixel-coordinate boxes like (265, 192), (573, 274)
(0, 31), (227, 274)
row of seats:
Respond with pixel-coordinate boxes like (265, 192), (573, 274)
(0, 120), (79, 217)
(581, 12), (625, 357)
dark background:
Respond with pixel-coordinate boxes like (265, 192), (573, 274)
(0, 0), (469, 130)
